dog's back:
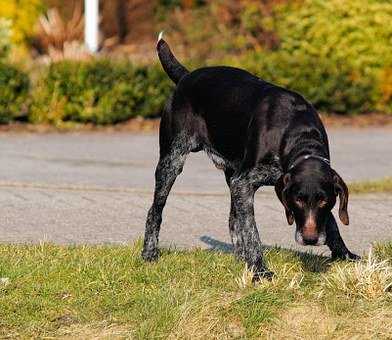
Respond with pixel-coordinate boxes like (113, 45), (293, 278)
(157, 35), (327, 164)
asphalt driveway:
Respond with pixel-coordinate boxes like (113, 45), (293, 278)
(0, 128), (391, 255)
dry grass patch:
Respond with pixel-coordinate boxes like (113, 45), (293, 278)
(349, 177), (392, 194)
(262, 303), (392, 340)
(56, 322), (133, 339)
(321, 249), (392, 300)
(168, 292), (246, 340)
(262, 303), (336, 339)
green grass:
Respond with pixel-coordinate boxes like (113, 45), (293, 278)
(349, 177), (392, 194)
(1, 241), (392, 339)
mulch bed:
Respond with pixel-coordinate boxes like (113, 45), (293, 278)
(319, 113), (392, 128)
(0, 113), (391, 134)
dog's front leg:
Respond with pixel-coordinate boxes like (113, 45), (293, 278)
(229, 175), (273, 280)
(326, 212), (360, 260)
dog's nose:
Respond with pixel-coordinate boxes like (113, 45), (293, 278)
(302, 236), (318, 245)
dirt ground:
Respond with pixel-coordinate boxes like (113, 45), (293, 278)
(1, 113), (391, 134)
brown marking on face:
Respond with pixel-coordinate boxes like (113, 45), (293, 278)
(302, 212), (318, 240)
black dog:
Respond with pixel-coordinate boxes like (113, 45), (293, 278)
(142, 35), (359, 279)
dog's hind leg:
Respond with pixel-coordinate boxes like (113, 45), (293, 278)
(326, 212), (360, 260)
(142, 133), (189, 262)
(228, 169), (273, 280)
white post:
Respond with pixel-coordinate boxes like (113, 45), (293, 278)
(84, 0), (99, 53)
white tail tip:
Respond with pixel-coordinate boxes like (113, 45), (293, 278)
(158, 31), (164, 42)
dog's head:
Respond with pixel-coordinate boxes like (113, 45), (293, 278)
(275, 159), (349, 246)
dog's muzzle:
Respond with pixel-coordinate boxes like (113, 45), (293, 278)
(295, 230), (326, 246)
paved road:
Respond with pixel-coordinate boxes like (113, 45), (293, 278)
(0, 128), (391, 256)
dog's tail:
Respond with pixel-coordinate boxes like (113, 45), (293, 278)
(157, 31), (189, 84)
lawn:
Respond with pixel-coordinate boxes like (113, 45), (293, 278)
(348, 177), (392, 195)
(1, 241), (392, 339)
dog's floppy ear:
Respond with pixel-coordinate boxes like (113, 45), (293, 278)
(332, 170), (349, 225)
(275, 173), (294, 225)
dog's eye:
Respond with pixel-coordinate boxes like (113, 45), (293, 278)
(295, 198), (304, 207)
(318, 199), (327, 207)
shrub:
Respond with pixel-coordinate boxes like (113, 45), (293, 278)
(0, 63), (30, 123)
(165, 0), (392, 114)
(222, 0), (392, 114)
(30, 60), (173, 125)
(229, 51), (378, 114)
(0, 0), (44, 48)
(0, 19), (12, 61)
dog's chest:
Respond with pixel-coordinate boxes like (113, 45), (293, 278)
(204, 147), (282, 184)
(204, 147), (235, 170)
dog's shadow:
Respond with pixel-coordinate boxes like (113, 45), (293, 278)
(200, 235), (332, 273)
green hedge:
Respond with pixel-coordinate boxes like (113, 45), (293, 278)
(30, 60), (173, 125)
(0, 63), (30, 123)
(224, 0), (392, 114)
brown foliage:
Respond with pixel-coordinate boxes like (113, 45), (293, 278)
(35, 3), (84, 53)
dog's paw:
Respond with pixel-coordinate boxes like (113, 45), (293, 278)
(141, 248), (160, 262)
(331, 250), (360, 261)
(252, 268), (274, 282)
(346, 251), (361, 261)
